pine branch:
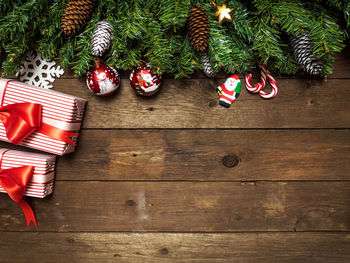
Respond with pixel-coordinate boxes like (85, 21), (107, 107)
(174, 38), (199, 78)
(143, 12), (174, 74)
(227, 0), (254, 43)
(310, 12), (345, 74)
(37, 0), (66, 59)
(208, 5), (254, 74)
(327, 0), (350, 27)
(0, 0), (347, 77)
(159, 0), (191, 32)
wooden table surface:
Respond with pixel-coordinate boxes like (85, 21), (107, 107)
(1, 48), (350, 262)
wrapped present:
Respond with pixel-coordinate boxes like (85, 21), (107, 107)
(0, 148), (56, 198)
(0, 78), (87, 155)
(0, 149), (57, 227)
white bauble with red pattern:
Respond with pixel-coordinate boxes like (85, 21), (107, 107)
(86, 63), (120, 96)
(129, 65), (162, 96)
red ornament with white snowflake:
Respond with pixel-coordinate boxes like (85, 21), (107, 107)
(86, 63), (120, 96)
(129, 65), (162, 96)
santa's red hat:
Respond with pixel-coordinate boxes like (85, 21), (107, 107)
(228, 74), (240, 81)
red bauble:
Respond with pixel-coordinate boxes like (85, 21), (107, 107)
(129, 65), (162, 96)
(86, 63), (120, 96)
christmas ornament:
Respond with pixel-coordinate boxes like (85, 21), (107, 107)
(290, 34), (323, 75)
(211, 2), (234, 25)
(61, 0), (96, 36)
(17, 51), (64, 89)
(245, 63), (278, 99)
(91, 21), (113, 57)
(130, 65), (162, 96)
(86, 63), (120, 96)
(187, 6), (210, 52)
(202, 52), (216, 77)
(217, 74), (241, 108)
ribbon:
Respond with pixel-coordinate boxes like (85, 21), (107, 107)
(0, 102), (78, 146)
(0, 165), (37, 227)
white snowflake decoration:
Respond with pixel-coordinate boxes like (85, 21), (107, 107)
(17, 51), (64, 89)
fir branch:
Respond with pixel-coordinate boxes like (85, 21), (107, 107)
(227, 0), (254, 43)
(275, 1), (312, 35)
(326, 0), (350, 27)
(208, 7), (254, 74)
(0, 0), (48, 44)
(143, 12), (174, 74)
(70, 1), (108, 77)
(174, 38), (199, 78)
(310, 13), (345, 74)
(37, 0), (67, 59)
(57, 38), (76, 70)
(0, 0), (347, 77)
(159, 0), (191, 32)
(252, 14), (284, 65)
(117, 3), (147, 40)
(0, 0), (50, 75)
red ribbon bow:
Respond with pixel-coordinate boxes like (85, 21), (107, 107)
(0, 102), (78, 145)
(0, 165), (37, 227)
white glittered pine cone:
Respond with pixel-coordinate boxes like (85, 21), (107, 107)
(290, 33), (323, 75)
(202, 52), (216, 77)
(91, 21), (113, 57)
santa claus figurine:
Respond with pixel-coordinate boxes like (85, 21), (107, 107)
(216, 74), (241, 108)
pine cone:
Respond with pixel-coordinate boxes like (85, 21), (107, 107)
(91, 21), (113, 57)
(202, 52), (216, 77)
(290, 34), (323, 75)
(61, 0), (96, 36)
(187, 6), (210, 52)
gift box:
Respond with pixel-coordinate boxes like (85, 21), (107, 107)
(0, 78), (87, 155)
(0, 149), (56, 198)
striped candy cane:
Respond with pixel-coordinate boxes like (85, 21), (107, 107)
(245, 69), (266, 93)
(245, 63), (278, 99)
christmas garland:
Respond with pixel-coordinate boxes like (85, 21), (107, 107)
(0, 0), (349, 78)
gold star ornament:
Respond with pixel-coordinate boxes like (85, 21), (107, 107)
(212, 2), (235, 25)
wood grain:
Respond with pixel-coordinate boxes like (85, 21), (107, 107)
(54, 129), (350, 181)
(1, 232), (350, 263)
(1, 46), (350, 262)
(1, 181), (350, 232)
(330, 47), (350, 78)
(53, 78), (350, 129)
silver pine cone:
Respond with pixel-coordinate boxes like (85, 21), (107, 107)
(290, 33), (323, 75)
(91, 21), (113, 57)
(202, 52), (216, 77)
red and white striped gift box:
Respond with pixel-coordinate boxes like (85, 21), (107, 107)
(0, 149), (56, 198)
(0, 78), (87, 155)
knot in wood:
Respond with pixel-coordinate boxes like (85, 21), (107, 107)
(160, 248), (169, 255)
(222, 154), (240, 168)
(126, 200), (136, 206)
(208, 99), (217, 107)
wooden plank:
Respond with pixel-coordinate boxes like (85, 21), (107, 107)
(1, 232), (350, 263)
(53, 78), (350, 128)
(329, 47), (350, 79)
(55, 129), (350, 181)
(1, 181), (350, 231)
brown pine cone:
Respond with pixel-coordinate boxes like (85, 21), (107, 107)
(61, 0), (96, 36)
(187, 6), (210, 52)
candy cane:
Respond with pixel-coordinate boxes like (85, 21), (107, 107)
(245, 63), (278, 99)
(245, 69), (266, 93)
(258, 67), (278, 99)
